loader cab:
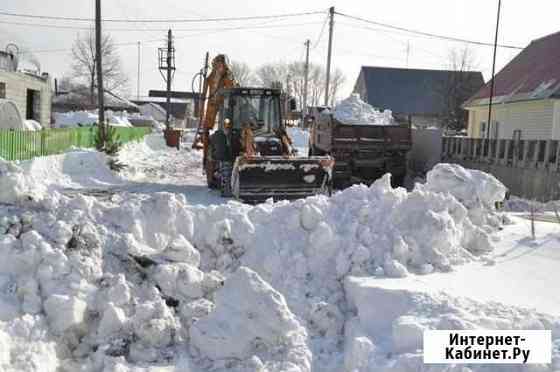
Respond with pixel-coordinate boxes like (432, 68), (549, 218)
(218, 88), (283, 134)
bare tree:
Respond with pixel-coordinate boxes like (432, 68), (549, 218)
(230, 60), (255, 86)
(329, 68), (347, 107)
(255, 61), (344, 110)
(255, 63), (289, 88)
(71, 29), (129, 104)
(436, 47), (482, 131)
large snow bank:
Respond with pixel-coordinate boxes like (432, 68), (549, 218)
(53, 110), (133, 128)
(333, 93), (394, 125)
(0, 150), (124, 203)
(53, 111), (98, 127)
(344, 276), (560, 371)
(1, 138), (547, 372)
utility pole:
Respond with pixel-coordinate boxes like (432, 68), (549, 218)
(95, 0), (105, 144)
(158, 29), (176, 130)
(487, 0), (502, 139)
(324, 6), (335, 107)
(166, 30), (173, 129)
(303, 39), (310, 126)
(137, 41), (141, 100)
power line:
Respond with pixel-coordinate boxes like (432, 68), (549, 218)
(337, 22), (447, 61)
(335, 11), (524, 50)
(0, 9), (324, 23)
(0, 19), (323, 33)
(312, 13), (329, 49)
(23, 21), (324, 54)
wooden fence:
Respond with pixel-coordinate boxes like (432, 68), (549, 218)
(442, 137), (560, 200)
(442, 137), (560, 170)
(0, 126), (151, 161)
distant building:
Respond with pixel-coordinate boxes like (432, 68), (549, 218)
(132, 90), (201, 120)
(53, 84), (139, 113)
(353, 66), (484, 129)
(464, 31), (560, 140)
(0, 50), (52, 128)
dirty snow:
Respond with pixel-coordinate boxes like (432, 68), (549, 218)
(0, 133), (557, 372)
(333, 93), (394, 125)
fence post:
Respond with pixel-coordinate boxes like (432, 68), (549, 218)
(531, 140), (539, 168)
(555, 140), (560, 171)
(544, 140), (552, 170)
(9, 131), (15, 161)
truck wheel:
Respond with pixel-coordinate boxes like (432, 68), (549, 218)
(220, 161), (233, 197)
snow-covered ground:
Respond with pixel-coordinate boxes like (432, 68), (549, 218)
(0, 133), (558, 372)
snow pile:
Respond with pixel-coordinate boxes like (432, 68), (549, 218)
(106, 110), (133, 127)
(53, 110), (133, 128)
(53, 111), (98, 127)
(333, 94), (394, 125)
(191, 267), (311, 372)
(0, 150), (124, 204)
(1, 136), (553, 372)
(139, 103), (167, 123)
(424, 163), (507, 227)
(344, 276), (560, 371)
(23, 120), (42, 131)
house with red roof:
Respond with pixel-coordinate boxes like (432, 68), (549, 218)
(464, 31), (560, 140)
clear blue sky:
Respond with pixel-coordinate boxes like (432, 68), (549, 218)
(1, 0), (558, 98)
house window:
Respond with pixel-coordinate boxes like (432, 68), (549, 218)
(0, 82), (5, 99)
(480, 122), (486, 138)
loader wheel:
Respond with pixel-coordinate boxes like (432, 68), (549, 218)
(220, 161), (233, 197)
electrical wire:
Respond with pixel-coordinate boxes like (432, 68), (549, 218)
(335, 11), (524, 50)
(0, 18), (323, 32)
(20, 22), (324, 54)
(0, 10), (324, 23)
(311, 13), (329, 50)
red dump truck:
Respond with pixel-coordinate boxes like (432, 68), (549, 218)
(308, 112), (412, 188)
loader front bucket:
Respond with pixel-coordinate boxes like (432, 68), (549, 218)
(232, 155), (334, 203)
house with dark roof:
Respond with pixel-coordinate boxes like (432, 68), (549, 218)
(353, 66), (484, 129)
(464, 31), (560, 140)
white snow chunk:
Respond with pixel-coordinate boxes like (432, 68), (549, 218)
(191, 267), (310, 371)
(44, 294), (88, 334)
(425, 163), (507, 209)
(392, 315), (426, 353)
(333, 93), (394, 125)
(344, 336), (375, 372)
(97, 302), (127, 340)
(161, 235), (200, 267)
(300, 204), (324, 231)
(383, 257), (409, 278)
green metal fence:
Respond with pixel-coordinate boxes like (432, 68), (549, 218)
(0, 126), (151, 161)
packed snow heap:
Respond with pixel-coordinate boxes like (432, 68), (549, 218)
(333, 93), (394, 125)
(0, 137), (557, 372)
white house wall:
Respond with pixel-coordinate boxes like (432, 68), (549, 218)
(0, 71), (52, 127)
(467, 99), (556, 140)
